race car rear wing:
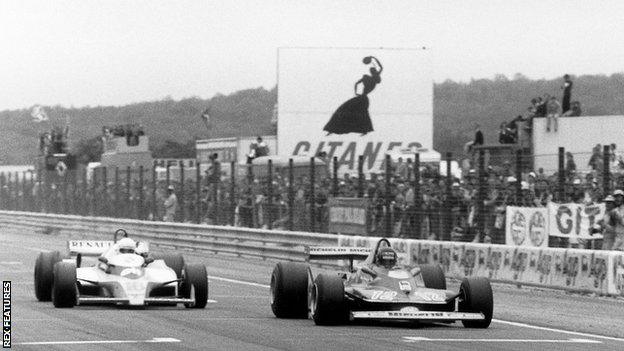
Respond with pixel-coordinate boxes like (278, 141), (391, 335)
(67, 240), (114, 257)
(306, 246), (371, 271)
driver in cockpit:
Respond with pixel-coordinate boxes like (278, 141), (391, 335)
(102, 237), (148, 260)
(374, 247), (398, 270)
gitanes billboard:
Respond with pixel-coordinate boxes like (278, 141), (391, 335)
(277, 47), (433, 174)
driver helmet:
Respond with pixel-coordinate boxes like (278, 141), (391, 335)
(118, 237), (136, 254)
(376, 247), (397, 269)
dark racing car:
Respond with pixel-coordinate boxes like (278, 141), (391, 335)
(270, 238), (493, 328)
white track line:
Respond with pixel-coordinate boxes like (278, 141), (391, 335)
(492, 319), (624, 343)
(209, 276), (270, 289)
(17, 337), (180, 345)
(211, 274), (624, 343)
(403, 336), (601, 344)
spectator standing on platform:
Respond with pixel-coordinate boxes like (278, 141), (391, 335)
(546, 96), (561, 132)
(601, 195), (616, 250)
(612, 190), (624, 250)
(561, 74), (573, 114)
(163, 185), (178, 221)
(565, 152), (576, 179)
(535, 96), (547, 117)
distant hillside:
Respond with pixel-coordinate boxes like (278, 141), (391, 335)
(0, 87), (277, 164)
(1, 74), (623, 165)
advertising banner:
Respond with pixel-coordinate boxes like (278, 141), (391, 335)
(328, 198), (368, 235)
(548, 203), (605, 240)
(505, 206), (549, 248)
(277, 47), (432, 175)
(338, 236), (618, 296)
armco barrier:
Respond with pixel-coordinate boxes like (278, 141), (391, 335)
(337, 235), (624, 297)
(2, 210), (623, 297)
(0, 211), (338, 262)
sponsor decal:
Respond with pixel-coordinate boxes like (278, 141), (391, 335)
(417, 291), (446, 302)
(528, 211), (547, 247)
(510, 210), (526, 245)
(398, 281), (411, 292)
(370, 291), (397, 301)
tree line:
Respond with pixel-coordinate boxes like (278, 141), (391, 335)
(0, 74), (622, 165)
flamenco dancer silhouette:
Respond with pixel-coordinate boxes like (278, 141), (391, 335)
(323, 56), (382, 135)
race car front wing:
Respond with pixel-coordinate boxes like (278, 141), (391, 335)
(77, 297), (195, 305)
(351, 311), (484, 320)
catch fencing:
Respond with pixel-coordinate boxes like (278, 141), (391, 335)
(1, 145), (623, 248)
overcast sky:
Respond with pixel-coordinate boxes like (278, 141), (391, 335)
(1, 0), (623, 110)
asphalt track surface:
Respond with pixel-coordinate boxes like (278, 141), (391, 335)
(2, 229), (624, 351)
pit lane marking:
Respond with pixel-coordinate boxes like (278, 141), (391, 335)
(403, 337), (601, 343)
(16, 337), (181, 345)
(210, 275), (624, 343)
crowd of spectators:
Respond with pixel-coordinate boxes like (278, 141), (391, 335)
(38, 125), (69, 155)
(498, 74), (582, 144)
(2, 145), (624, 251)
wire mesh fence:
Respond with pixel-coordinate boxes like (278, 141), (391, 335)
(0, 146), (621, 248)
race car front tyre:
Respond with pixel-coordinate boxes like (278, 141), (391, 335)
(458, 277), (493, 328)
(420, 264), (446, 290)
(311, 274), (347, 325)
(52, 262), (77, 308)
(153, 253), (185, 279)
(34, 251), (61, 301)
(270, 262), (310, 319)
(182, 264), (208, 308)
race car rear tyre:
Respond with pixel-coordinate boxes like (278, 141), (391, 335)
(458, 277), (493, 328)
(182, 264), (208, 308)
(154, 253), (185, 279)
(52, 262), (77, 308)
(420, 264), (446, 290)
(34, 251), (61, 301)
(270, 262), (310, 319)
(311, 274), (347, 325)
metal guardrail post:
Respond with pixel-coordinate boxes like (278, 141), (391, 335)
(102, 167), (108, 217)
(114, 167), (120, 218)
(444, 152), (453, 241)
(558, 147), (565, 202)
(603, 144), (611, 195)
(332, 156), (338, 197)
(196, 162), (201, 224)
(385, 154), (392, 237)
(267, 159), (273, 230)
(81, 168), (87, 216)
(126, 166), (131, 218)
(310, 157), (315, 232)
(413, 153), (421, 239)
(30, 171), (35, 212)
(152, 165), (157, 221)
(91, 168), (98, 216)
(139, 166), (144, 220)
(179, 162), (185, 222)
(515, 149), (522, 203)
(288, 158), (294, 231)
(477, 149), (486, 236)
(357, 155), (364, 198)
(230, 161), (236, 226)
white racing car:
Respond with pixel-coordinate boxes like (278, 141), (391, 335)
(34, 229), (208, 308)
